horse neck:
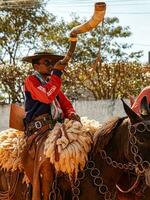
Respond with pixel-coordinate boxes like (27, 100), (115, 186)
(92, 118), (129, 191)
(115, 118), (131, 162)
(106, 117), (130, 162)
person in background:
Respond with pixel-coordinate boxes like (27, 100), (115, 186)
(131, 86), (150, 114)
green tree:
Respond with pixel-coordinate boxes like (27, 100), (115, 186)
(0, 64), (33, 103)
(0, 2), (61, 103)
(40, 15), (145, 100)
(61, 17), (144, 99)
(64, 61), (150, 100)
(0, 2), (56, 65)
(0, 6), (147, 102)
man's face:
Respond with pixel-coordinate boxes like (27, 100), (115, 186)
(35, 57), (55, 75)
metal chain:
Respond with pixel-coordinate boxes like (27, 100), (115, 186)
(49, 173), (60, 200)
(99, 149), (135, 170)
(128, 125), (150, 173)
(98, 122), (150, 173)
(71, 160), (112, 200)
(70, 121), (148, 200)
(71, 172), (84, 200)
(115, 124), (150, 194)
(87, 160), (112, 200)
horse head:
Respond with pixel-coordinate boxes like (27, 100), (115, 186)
(122, 97), (150, 187)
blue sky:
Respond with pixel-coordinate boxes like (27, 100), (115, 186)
(46, 0), (150, 64)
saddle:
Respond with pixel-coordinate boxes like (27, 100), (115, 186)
(9, 104), (54, 200)
(9, 103), (54, 136)
(9, 104), (25, 131)
(21, 130), (50, 200)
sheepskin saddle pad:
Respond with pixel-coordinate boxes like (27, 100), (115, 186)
(0, 117), (101, 180)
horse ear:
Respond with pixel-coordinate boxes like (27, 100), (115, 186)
(121, 98), (142, 124)
(140, 96), (150, 116)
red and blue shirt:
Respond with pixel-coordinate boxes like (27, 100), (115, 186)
(24, 69), (75, 124)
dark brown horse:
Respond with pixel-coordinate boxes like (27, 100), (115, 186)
(55, 96), (150, 200)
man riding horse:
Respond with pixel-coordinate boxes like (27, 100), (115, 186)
(21, 51), (81, 199)
(23, 52), (80, 198)
(20, 2), (106, 200)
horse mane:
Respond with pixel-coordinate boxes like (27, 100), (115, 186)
(94, 116), (127, 152)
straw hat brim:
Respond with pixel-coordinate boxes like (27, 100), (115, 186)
(22, 53), (64, 63)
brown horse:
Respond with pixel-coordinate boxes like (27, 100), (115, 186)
(54, 96), (150, 200)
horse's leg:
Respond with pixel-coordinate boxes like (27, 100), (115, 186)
(21, 147), (34, 183)
(40, 160), (54, 200)
(40, 161), (64, 200)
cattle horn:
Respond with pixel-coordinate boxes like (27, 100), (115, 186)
(56, 2), (106, 66)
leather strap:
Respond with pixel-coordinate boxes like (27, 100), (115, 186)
(25, 114), (54, 136)
(33, 124), (51, 135)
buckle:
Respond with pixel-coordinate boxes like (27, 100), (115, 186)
(35, 121), (42, 129)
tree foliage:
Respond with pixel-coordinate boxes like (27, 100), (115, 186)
(0, 64), (33, 103)
(0, 4), (148, 103)
(61, 17), (145, 100)
(0, 3), (56, 65)
(63, 61), (150, 100)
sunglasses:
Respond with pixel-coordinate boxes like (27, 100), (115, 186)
(44, 59), (54, 67)
(39, 59), (54, 67)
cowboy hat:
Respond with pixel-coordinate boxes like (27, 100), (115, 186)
(22, 52), (64, 63)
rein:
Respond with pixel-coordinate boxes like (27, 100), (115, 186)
(116, 174), (140, 193)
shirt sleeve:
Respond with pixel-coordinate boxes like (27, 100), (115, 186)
(25, 73), (62, 104)
(132, 86), (150, 114)
(57, 91), (76, 118)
